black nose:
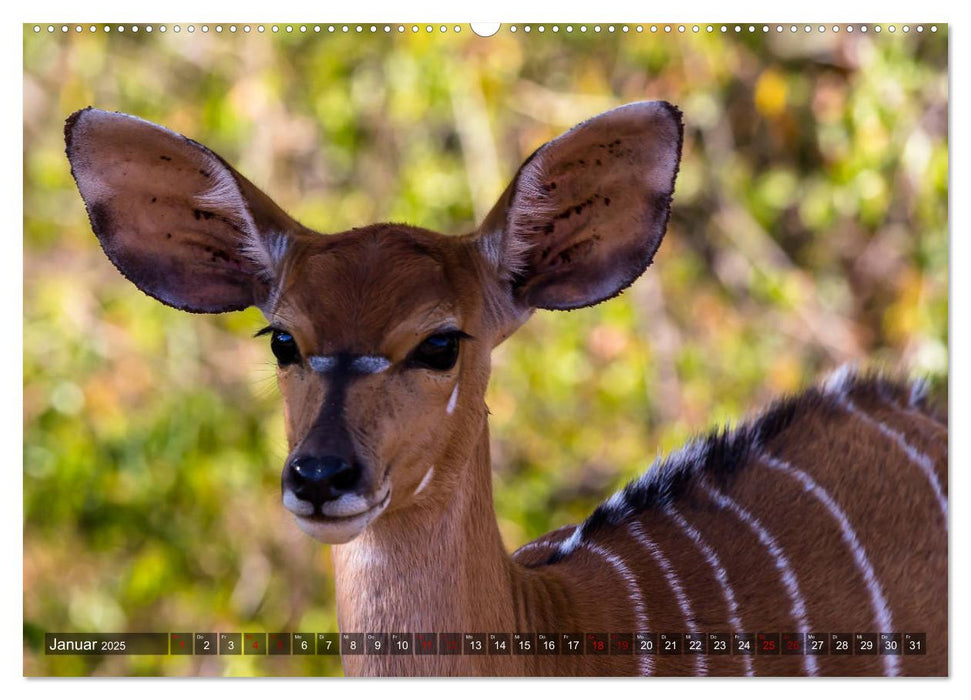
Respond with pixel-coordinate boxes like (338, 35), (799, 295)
(287, 455), (362, 507)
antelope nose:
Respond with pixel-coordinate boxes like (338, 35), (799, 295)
(288, 455), (362, 506)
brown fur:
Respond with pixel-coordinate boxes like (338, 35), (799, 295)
(332, 371), (948, 677)
(65, 104), (946, 677)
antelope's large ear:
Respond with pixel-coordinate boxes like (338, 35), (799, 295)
(65, 108), (305, 313)
(476, 101), (683, 311)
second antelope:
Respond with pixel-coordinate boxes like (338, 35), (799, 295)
(65, 102), (947, 676)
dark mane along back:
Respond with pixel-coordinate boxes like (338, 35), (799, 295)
(512, 368), (943, 568)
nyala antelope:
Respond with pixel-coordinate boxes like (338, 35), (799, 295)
(65, 102), (947, 676)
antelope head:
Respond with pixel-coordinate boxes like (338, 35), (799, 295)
(65, 102), (683, 544)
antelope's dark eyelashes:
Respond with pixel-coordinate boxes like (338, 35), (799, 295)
(265, 328), (300, 366)
(409, 331), (468, 371)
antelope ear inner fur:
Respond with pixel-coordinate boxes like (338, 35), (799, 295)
(65, 107), (306, 314)
(476, 101), (684, 311)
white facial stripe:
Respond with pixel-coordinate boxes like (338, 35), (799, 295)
(446, 383), (459, 415)
(307, 355), (391, 374)
(308, 355), (337, 373)
(352, 356), (391, 374)
(414, 467), (435, 496)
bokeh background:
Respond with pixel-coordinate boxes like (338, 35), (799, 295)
(23, 24), (948, 676)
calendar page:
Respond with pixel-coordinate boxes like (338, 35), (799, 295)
(23, 18), (948, 679)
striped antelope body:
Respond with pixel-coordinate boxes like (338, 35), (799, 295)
(65, 102), (947, 676)
(512, 370), (947, 676)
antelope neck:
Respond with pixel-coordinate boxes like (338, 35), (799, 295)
(330, 416), (524, 637)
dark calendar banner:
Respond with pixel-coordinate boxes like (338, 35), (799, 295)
(43, 632), (928, 656)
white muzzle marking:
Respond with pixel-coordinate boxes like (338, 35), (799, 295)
(283, 489), (315, 516)
(288, 481), (393, 544)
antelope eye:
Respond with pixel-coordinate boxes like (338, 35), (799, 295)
(270, 330), (300, 366)
(410, 332), (462, 371)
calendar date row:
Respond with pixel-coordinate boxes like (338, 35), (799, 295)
(167, 631), (926, 656)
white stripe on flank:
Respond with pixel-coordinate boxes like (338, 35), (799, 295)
(703, 483), (818, 675)
(837, 395), (947, 526)
(822, 364), (857, 396)
(512, 540), (549, 555)
(584, 542), (654, 675)
(555, 525), (584, 559)
(874, 381), (922, 421)
(759, 451), (899, 676)
(513, 528), (577, 558)
(664, 505), (753, 676)
(603, 490), (631, 517)
(628, 520), (707, 675)
(908, 377), (929, 409)
(512, 540), (554, 558)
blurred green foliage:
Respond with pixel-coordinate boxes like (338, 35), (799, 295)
(23, 24), (947, 676)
